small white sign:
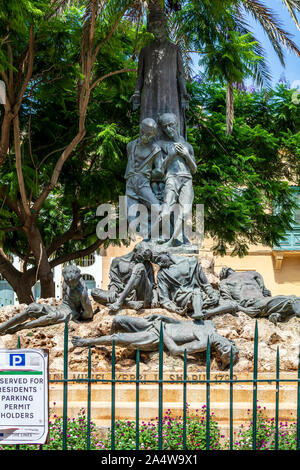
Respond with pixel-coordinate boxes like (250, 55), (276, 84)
(0, 80), (6, 105)
(0, 349), (48, 445)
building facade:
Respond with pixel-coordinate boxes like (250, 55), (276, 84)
(0, 253), (102, 307)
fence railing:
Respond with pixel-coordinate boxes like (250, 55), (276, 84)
(14, 319), (300, 451)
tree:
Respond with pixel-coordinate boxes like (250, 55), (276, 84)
(139, 1), (300, 133)
(187, 79), (300, 255)
(0, 0), (138, 302)
(198, 31), (265, 134)
(1, 0), (299, 302)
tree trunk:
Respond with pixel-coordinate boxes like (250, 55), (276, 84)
(0, 254), (35, 304)
(23, 223), (55, 299)
(13, 277), (35, 305)
(226, 82), (234, 135)
(0, 109), (13, 165)
(39, 272), (55, 299)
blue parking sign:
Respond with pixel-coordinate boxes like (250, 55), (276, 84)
(9, 353), (25, 367)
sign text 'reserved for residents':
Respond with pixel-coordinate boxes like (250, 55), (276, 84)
(0, 349), (48, 444)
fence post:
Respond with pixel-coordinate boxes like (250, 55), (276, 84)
(62, 319), (69, 450)
(229, 346), (234, 450)
(87, 345), (92, 450)
(136, 348), (140, 450)
(206, 337), (210, 450)
(183, 349), (187, 450)
(297, 346), (300, 450)
(275, 347), (280, 450)
(252, 321), (258, 450)
(158, 322), (164, 450)
(111, 340), (116, 450)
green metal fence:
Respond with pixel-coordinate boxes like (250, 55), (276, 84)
(15, 319), (300, 450)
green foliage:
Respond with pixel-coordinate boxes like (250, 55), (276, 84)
(0, 0), (50, 72)
(1, 408), (99, 451)
(98, 406), (223, 450)
(0, 0), (44, 37)
(187, 79), (300, 255)
(199, 31), (264, 85)
(172, 0), (300, 65)
(2, 405), (299, 451)
(1, 406), (223, 451)
(0, 5), (138, 266)
(228, 407), (299, 450)
(0, 1), (300, 283)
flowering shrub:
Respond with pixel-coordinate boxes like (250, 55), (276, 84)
(229, 407), (298, 451)
(1, 403), (299, 450)
(97, 405), (224, 450)
(1, 407), (99, 451)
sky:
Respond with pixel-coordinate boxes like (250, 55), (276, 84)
(245, 0), (300, 88)
(192, 0), (300, 89)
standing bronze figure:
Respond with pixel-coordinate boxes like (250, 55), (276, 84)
(130, 11), (189, 138)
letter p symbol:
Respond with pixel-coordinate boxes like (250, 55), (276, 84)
(9, 354), (25, 367)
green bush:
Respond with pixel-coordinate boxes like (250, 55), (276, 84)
(2, 404), (299, 450)
(1, 407), (99, 451)
(228, 407), (298, 450)
(97, 405), (224, 450)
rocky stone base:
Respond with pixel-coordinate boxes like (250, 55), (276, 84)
(1, 298), (300, 373)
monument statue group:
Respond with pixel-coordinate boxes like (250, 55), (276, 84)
(1, 10), (300, 371)
(1, 240), (300, 370)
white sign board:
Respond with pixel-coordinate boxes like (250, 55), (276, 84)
(0, 349), (48, 444)
(0, 80), (6, 105)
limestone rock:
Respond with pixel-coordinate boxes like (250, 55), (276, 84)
(1, 301), (300, 373)
(199, 255), (220, 287)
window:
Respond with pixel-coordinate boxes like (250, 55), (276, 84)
(75, 255), (96, 267)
